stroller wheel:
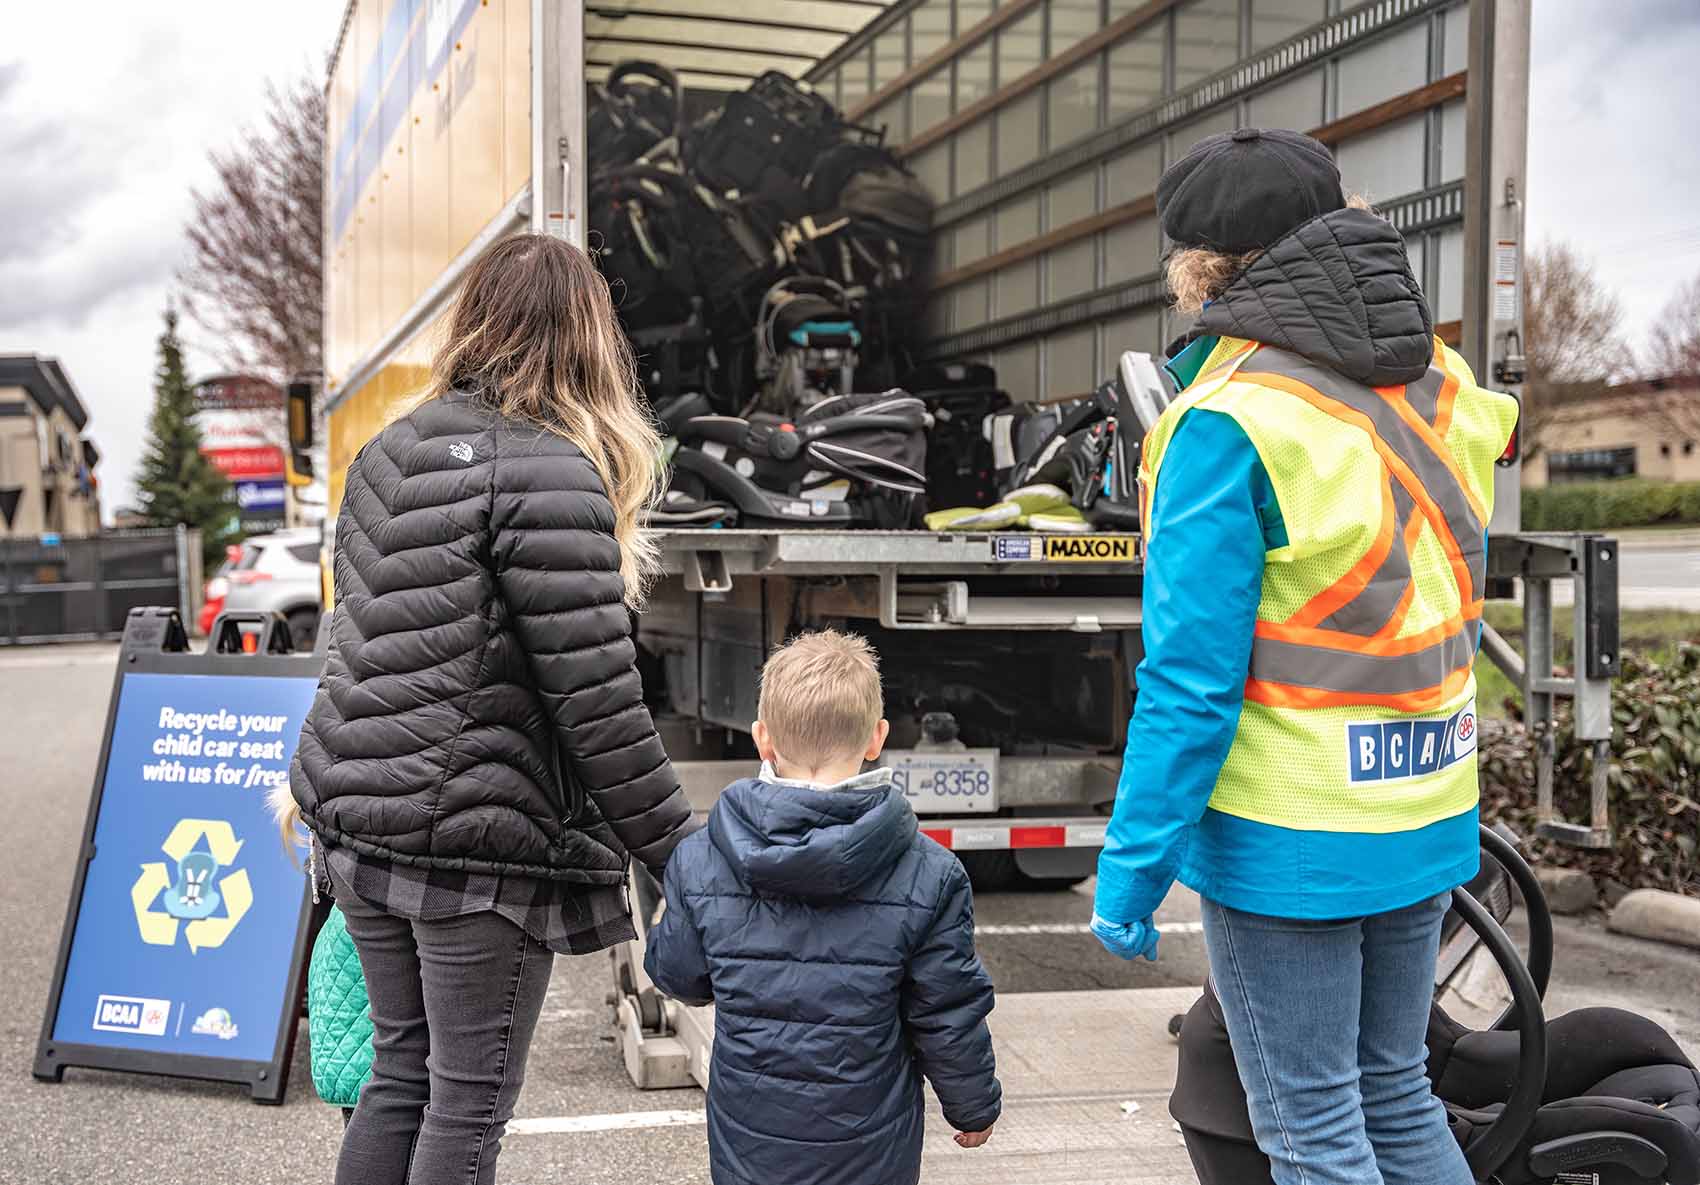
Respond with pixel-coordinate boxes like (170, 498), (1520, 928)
(1168, 1012), (1185, 1039)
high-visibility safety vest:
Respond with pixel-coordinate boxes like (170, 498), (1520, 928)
(1140, 336), (1519, 834)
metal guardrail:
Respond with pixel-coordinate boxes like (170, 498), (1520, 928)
(0, 527), (199, 645)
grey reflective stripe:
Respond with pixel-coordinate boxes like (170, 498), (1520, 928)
(1242, 349), (1485, 602)
(1317, 481), (1417, 635)
(1405, 366), (1446, 427)
(1250, 627), (1480, 696)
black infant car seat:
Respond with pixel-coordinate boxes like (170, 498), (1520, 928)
(1172, 827), (1700, 1185)
(653, 389), (930, 528)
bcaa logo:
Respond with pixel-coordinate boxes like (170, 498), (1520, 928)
(1457, 712), (1476, 743)
(92, 994), (171, 1036)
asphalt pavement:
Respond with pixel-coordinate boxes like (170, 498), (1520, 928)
(3, 644), (1696, 1185)
(1551, 532), (1700, 611)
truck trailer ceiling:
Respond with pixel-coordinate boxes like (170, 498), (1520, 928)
(585, 0), (906, 88)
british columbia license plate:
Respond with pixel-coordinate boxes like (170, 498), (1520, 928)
(888, 749), (999, 814)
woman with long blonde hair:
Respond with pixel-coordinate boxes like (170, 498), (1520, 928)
(285, 233), (693, 1185)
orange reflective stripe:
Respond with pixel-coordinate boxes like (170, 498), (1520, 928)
(1244, 662), (1474, 713)
(1432, 340), (1462, 438)
(1239, 369), (1479, 627)
(1289, 473), (1397, 629)
(1255, 610), (1479, 659)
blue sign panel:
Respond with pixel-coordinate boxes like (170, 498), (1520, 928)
(49, 672), (317, 1064)
(234, 480), (287, 513)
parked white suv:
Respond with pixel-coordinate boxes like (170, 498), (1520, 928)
(220, 527), (324, 651)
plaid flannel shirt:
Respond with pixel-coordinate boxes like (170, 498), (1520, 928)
(322, 843), (636, 957)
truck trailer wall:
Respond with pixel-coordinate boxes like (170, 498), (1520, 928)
(323, 0), (534, 509)
(808, 0), (1485, 405)
(322, 0), (1525, 525)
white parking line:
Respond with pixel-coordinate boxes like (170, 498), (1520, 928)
(976, 921), (1204, 936)
(508, 1109), (706, 1136)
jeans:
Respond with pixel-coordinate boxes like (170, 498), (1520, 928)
(1200, 892), (1470, 1185)
(336, 894), (555, 1185)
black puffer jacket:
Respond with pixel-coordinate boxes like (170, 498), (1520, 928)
(1193, 206), (1435, 386)
(291, 391), (691, 881)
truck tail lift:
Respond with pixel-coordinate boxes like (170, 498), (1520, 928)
(1482, 535), (1621, 849)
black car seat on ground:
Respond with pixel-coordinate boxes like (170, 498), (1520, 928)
(1430, 1006), (1700, 1185)
(1171, 827), (1700, 1185)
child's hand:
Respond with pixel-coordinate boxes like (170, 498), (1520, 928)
(954, 1124), (994, 1149)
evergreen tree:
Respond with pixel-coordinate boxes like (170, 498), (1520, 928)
(135, 308), (233, 563)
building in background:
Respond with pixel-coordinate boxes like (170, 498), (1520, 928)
(0, 355), (102, 537)
(193, 374), (288, 536)
(1525, 377), (1700, 486)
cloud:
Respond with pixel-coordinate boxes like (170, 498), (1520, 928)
(0, 1), (343, 516)
(0, 69), (104, 264)
(1526, 0), (1700, 341)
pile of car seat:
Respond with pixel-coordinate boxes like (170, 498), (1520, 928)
(589, 64), (1173, 532)
(590, 63), (948, 528)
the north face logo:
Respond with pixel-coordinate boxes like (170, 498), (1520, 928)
(448, 441), (474, 464)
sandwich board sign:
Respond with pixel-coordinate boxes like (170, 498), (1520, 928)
(35, 608), (322, 1102)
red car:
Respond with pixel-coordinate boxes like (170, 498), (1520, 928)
(198, 544), (243, 635)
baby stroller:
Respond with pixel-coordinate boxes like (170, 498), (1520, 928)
(1171, 826), (1700, 1185)
(654, 389), (930, 528)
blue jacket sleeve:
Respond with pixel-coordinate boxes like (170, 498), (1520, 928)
(642, 845), (714, 1007)
(1093, 410), (1272, 923)
(900, 860), (1002, 1132)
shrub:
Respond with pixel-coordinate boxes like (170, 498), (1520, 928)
(1522, 478), (1700, 531)
(1480, 642), (1700, 896)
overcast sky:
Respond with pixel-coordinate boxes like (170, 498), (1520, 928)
(2, 1), (1698, 518)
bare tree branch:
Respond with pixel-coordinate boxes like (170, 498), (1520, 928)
(178, 75), (323, 384)
(1521, 242), (1634, 462)
(1643, 273), (1700, 440)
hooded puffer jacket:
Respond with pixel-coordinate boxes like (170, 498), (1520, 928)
(644, 777), (1002, 1185)
(291, 390), (692, 881)
(1191, 205), (1434, 386)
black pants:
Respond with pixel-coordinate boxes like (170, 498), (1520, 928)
(336, 894), (555, 1185)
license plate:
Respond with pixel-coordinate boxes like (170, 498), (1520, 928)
(888, 749), (998, 814)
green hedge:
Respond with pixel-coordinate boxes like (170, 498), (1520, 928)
(1522, 478), (1700, 531)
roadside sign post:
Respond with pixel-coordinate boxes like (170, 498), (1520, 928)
(34, 607), (323, 1103)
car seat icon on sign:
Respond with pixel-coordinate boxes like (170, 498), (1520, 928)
(131, 818), (252, 952)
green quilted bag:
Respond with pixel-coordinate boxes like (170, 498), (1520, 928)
(308, 904), (374, 1108)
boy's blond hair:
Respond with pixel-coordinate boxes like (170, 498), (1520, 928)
(757, 630), (884, 766)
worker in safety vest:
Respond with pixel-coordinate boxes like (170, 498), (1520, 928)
(1090, 129), (1518, 1185)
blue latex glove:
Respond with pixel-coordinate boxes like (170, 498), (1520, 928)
(1090, 912), (1161, 962)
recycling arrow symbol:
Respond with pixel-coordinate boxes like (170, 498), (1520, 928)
(130, 818), (253, 954)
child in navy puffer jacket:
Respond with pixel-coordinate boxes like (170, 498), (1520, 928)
(646, 630), (1001, 1185)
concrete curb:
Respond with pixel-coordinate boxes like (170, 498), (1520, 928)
(1534, 866), (1598, 915)
(1608, 889), (1700, 951)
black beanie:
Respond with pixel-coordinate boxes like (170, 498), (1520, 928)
(1157, 128), (1345, 255)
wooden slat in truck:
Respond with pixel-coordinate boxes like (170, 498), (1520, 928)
(319, 0), (1620, 1082)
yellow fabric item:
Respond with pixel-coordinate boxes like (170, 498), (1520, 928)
(1141, 337), (1519, 833)
(923, 484), (1081, 533)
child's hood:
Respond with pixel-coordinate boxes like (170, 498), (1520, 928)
(708, 778), (918, 901)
